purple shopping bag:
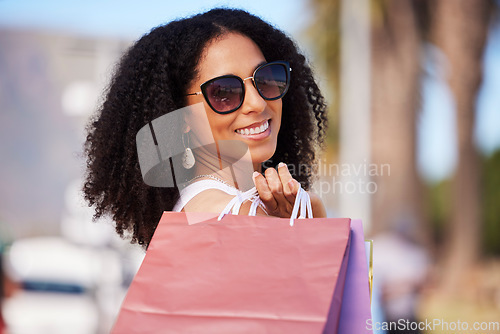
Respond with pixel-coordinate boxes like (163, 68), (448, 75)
(338, 219), (373, 333)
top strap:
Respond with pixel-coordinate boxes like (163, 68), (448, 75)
(173, 179), (266, 216)
(172, 179), (238, 212)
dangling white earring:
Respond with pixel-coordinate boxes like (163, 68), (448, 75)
(182, 132), (195, 169)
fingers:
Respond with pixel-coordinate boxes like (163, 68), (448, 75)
(264, 167), (290, 212)
(277, 162), (298, 203)
(253, 171), (278, 212)
(253, 163), (299, 217)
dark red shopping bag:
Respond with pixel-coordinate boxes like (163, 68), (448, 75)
(112, 212), (352, 334)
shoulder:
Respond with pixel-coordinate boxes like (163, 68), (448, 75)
(238, 199), (268, 216)
(182, 189), (267, 216)
(182, 189), (234, 213)
(308, 191), (327, 218)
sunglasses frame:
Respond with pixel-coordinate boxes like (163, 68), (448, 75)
(186, 61), (291, 114)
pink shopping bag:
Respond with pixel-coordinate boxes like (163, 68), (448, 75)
(112, 212), (353, 333)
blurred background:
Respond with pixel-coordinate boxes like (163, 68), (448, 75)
(0, 0), (499, 333)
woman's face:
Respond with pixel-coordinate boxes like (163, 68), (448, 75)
(185, 32), (282, 166)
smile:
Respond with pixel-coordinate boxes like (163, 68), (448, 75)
(235, 119), (269, 135)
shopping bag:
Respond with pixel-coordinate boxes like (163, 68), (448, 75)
(338, 219), (373, 333)
(112, 212), (352, 334)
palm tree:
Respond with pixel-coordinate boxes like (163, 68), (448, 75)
(431, 0), (494, 294)
(307, 0), (427, 242)
(369, 0), (428, 244)
(307, 0), (497, 296)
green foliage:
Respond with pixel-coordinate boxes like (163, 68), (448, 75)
(305, 0), (341, 154)
(427, 149), (500, 256)
(481, 149), (500, 255)
(427, 178), (452, 245)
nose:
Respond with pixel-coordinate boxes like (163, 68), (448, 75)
(240, 77), (267, 114)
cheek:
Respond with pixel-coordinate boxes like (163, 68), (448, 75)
(205, 109), (237, 139)
(271, 101), (282, 131)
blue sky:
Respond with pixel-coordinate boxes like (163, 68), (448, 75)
(0, 0), (311, 39)
(418, 26), (500, 181)
(1, 0), (499, 182)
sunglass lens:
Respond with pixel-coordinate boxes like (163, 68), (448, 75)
(204, 77), (243, 113)
(254, 64), (288, 99)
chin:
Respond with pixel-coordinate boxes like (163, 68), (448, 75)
(248, 144), (277, 165)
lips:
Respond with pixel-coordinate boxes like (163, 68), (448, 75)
(235, 119), (269, 135)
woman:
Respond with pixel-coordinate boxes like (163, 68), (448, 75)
(83, 8), (328, 248)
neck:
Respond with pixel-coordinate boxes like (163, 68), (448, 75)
(253, 161), (262, 173)
(189, 146), (262, 191)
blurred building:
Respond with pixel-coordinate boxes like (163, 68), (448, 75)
(0, 28), (145, 334)
(0, 27), (130, 239)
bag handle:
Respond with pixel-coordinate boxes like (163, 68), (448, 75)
(289, 185), (313, 226)
(217, 183), (313, 226)
(217, 187), (262, 221)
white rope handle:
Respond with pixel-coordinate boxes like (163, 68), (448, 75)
(218, 187), (264, 221)
(289, 185), (313, 226)
(217, 184), (312, 226)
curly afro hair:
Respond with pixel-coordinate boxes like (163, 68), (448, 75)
(83, 8), (327, 247)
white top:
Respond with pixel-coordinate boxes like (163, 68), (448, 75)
(172, 179), (267, 219)
(172, 178), (313, 225)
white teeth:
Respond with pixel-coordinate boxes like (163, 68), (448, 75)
(236, 120), (269, 135)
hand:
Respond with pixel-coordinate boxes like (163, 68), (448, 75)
(252, 162), (301, 218)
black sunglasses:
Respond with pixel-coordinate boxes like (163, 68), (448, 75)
(186, 61), (291, 114)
